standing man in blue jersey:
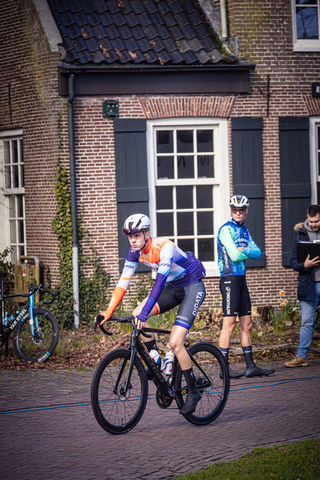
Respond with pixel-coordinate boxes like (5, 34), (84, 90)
(217, 195), (275, 378)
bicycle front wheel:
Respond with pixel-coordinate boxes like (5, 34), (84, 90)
(13, 308), (59, 362)
(175, 342), (230, 425)
(91, 348), (148, 435)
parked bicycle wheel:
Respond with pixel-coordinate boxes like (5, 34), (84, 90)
(13, 308), (59, 362)
(175, 342), (230, 425)
(91, 348), (148, 434)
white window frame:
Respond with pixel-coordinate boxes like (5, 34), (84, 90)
(310, 117), (320, 203)
(291, 0), (320, 52)
(0, 129), (26, 263)
(147, 118), (230, 277)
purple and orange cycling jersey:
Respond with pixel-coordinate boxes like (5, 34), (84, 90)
(106, 237), (205, 322)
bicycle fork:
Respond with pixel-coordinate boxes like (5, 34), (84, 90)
(28, 294), (41, 342)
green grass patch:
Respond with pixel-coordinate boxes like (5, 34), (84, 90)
(173, 438), (320, 480)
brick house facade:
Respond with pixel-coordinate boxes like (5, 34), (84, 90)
(1, 0), (320, 314)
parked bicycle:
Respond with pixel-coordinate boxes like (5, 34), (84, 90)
(91, 314), (230, 435)
(0, 271), (60, 363)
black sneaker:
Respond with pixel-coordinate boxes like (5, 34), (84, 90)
(179, 390), (201, 415)
(220, 367), (245, 379)
(245, 365), (275, 377)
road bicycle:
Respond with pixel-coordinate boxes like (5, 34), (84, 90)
(91, 314), (230, 435)
(0, 271), (60, 363)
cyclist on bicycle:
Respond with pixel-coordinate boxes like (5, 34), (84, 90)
(99, 213), (206, 414)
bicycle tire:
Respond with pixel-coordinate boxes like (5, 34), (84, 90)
(13, 308), (59, 362)
(91, 348), (148, 434)
(174, 342), (230, 425)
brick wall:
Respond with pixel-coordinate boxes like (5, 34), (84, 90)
(1, 0), (320, 314)
(0, 0), (66, 283)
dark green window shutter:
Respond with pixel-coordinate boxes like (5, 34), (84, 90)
(280, 117), (311, 266)
(114, 119), (149, 271)
(231, 117), (265, 267)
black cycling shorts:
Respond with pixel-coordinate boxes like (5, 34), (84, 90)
(157, 281), (206, 331)
(219, 275), (251, 317)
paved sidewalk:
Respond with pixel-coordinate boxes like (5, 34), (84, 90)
(1, 359), (319, 480)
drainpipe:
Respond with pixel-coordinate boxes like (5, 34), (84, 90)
(220, 0), (228, 40)
(68, 74), (80, 329)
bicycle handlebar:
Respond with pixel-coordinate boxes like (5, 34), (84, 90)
(3, 284), (60, 303)
(93, 314), (154, 339)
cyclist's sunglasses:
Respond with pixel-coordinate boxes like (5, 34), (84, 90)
(122, 227), (140, 235)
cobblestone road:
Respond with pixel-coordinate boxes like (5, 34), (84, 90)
(1, 359), (319, 480)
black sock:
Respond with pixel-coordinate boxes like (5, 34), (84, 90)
(242, 346), (255, 369)
(144, 339), (158, 352)
(182, 367), (197, 394)
(219, 347), (229, 365)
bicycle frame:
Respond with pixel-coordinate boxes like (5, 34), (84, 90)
(101, 316), (214, 408)
(0, 277), (59, 357)
(92, 314), (230, 433)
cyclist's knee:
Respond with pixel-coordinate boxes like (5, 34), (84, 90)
(169, 336), (184, 355)
(239, 315), (253, 333)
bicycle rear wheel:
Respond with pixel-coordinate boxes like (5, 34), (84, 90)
(13, 308), (59, 362)
(91, 348), (148, 434)
(175, 342), (230, 425)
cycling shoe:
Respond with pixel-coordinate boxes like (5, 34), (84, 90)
(179, 390), (201, 415)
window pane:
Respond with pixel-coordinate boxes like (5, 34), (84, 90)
(296, 6), (318, 39)
(177, 155), (194, 178)
(198, 238), (214, 262)
(17, 195), (24, 217)
(157, 156), (174, 179)
(198, 155), (214, 178)
(11, 247), (17, 264)
(4, 165), (11, 189)
(4, 141), (10, 164)
(20, 164), (25, 188)
(19, 245), (25, 259)
(18, 220), (24, 243)
(197, 185), (213, 208)
(12, 165), (19, 188)
(12, 140), (18, 163)
(10, 220), (16, 243)
(296, 1), (317, 5)
(176, 186), (193, 209)
(177, 130), (193, 153)
(19, 139), (23, 159)
(156, 186), (173, 210)
(157, 213), (173, 236)
(157, 131), (173, 153)
(177, 212), (193, 235)
(197, 212), (213, 235)
(178, 238), (194, 253)
(9, 196), (15, 218)
(197, 130), (213, 152)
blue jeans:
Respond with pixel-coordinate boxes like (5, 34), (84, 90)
(297, 282), (320, 358)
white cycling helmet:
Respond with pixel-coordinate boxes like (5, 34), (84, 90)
(229, 195), (249, 208)
(122, 214), (151, 235)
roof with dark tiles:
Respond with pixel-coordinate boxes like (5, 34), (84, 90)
(46, 0), (237, 67)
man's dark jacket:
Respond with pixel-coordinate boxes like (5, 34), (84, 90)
(290, 222), (314, 302)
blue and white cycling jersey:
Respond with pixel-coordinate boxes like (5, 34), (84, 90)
(217, 218), (261, 276)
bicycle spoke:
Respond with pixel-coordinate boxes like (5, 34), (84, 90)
(175, 343), (230, 425)
(91, 349), (148, 434)
(13, 308), (59, 362)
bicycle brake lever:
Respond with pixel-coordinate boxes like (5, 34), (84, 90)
(93, 314), (101, 333)
(94, 314), (113, 335)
